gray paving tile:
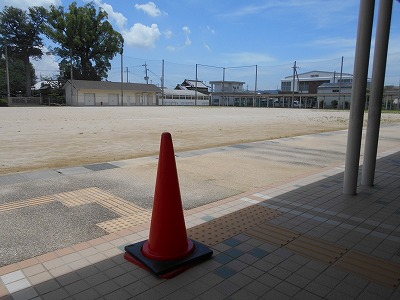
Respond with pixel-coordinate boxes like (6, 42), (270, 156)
(213, 266), (237, 279)
(72, 288), (100, 300)
(0, 173), (27, 185)
(244, 280), (272, 296)
(41, 287), (69, 300)
(34, 279), (61, 294)
(10, 287), (38, 300)
(22, 170), (63, 180)
(229, 289), (259, 300)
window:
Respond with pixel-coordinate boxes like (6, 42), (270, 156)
(299, 82), (309, 92)
(332, 89), (339, 93)
(281, 81), (291, 91)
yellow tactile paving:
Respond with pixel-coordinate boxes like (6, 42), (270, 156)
(334, 250), (400, 288)
(285, 235), (348, 264)
(188, 204), (281, 246)
(0, 195), (55, 212)
(246, 220), (399, 288)
(0, 187), (151, 233)
(97, 212), (152, 233)
(246, 222), (301, 246)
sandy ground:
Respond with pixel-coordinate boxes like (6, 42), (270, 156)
(1, 106), (400, 175)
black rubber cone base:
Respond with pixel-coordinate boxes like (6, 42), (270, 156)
(124, 239), (213, 279)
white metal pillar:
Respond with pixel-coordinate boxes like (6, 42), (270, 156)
(362, 0), (393, 186)
(343, 0), (375, 195)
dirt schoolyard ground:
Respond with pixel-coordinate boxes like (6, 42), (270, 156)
(1, 106), (400, 175)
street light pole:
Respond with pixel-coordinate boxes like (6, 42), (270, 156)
(4, 43), (11, 106)
(70, 48), (74, 105)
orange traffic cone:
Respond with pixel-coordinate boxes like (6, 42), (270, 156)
(124, 132), (213, 278)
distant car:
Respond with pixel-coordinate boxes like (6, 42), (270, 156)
(293, 100), (299, 108)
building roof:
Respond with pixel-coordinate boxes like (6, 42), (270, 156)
(318, 82), (353, 89)
(284, 71), (353, 80)
(163, 89), (208, 96)
(209, 81), (245, 84)
(181, 79), (208, 89)
(64, 80), (161, 92)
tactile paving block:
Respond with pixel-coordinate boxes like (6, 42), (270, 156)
(246, 222), (301, 246)
(97, 212), (152, 233)
(334, 250), (400, 288)
(0, 195), (54, 212)
(285, 235), (347, 264)
(188, 205), (281, 246)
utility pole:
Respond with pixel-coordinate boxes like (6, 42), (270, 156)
(291, 61), (297, 108)
(338, 56), (344, 109)
(120, 52), (123, 106)
(70, 48), (74, 105)
(161, 59), (165, 105)
(4, 43), (11, 106)
(254, 65), (258, 107)
(126, 67), (129, 83)
(143, 62), (149, 84)
(397, 79), (400, 110)
(195, 64), (198, 106)
(222, 67), (225, 106)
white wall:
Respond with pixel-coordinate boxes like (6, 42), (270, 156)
(68, 88), (157, 106)
(161, 99), (209, 106)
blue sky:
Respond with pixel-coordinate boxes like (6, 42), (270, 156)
(3, 0), (400, 90)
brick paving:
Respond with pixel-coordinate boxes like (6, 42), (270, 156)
(1, 146), (399, 299)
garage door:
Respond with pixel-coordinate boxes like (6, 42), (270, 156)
(84, 93), (95, 105)
(108, 94), (119, 106)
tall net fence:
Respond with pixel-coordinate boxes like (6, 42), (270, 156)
(107, 54), (399, 109)
(112, 56), (352, 91)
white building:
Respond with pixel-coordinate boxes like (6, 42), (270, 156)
(281, 71), (353, 94)
(317, 82), (353, 108)
(64, 80), (161, 106)
(209, 81), (246, 106)
(160, 89), (209, 106)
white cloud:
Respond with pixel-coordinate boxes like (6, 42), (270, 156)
(206, 26), (215, 34)
(311, 37), (356, 49)
(123, 23), (161, 48)
(92, 0), (127, 29)
(223, 52), (276, 65)
(166, 45), (176, 52)
(183, 26), (191, 46)
(220, 0), (356, 28)
(90, 0), (161, 49)
(1, 0), (60, 10)
(31, 47), (59, 79)
(135, 2), (164, 17)
(204, 43), (211, 52)
(164, 29), (173, 39)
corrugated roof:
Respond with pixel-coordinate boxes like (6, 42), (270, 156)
(64, 80), (161, 92)
(183, 79), (208, 88)
(163, 89), (208, 96)
(318, 82), (353, 89)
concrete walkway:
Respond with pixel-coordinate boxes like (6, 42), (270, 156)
(0, 126), (399, 299)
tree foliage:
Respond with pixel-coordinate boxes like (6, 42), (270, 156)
(0, 57), (35, 96)
(0, 6), (46, 96)
(44, 2), (124, 81)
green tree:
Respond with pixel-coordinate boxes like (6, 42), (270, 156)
(44, 2), (124, 81)
(0, 6), (46, 96)
(0, 56), (36, 96)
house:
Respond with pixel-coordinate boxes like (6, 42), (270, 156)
(175, 79), (209, 95)
(281, 71), (353, 94)
(317, 82), (353, 108)
(160, 89), (209, 106)
(63, 80), (161, 106)
(209, 80), (246, 106)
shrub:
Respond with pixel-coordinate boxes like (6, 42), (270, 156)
(0, 98), (8, 107)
